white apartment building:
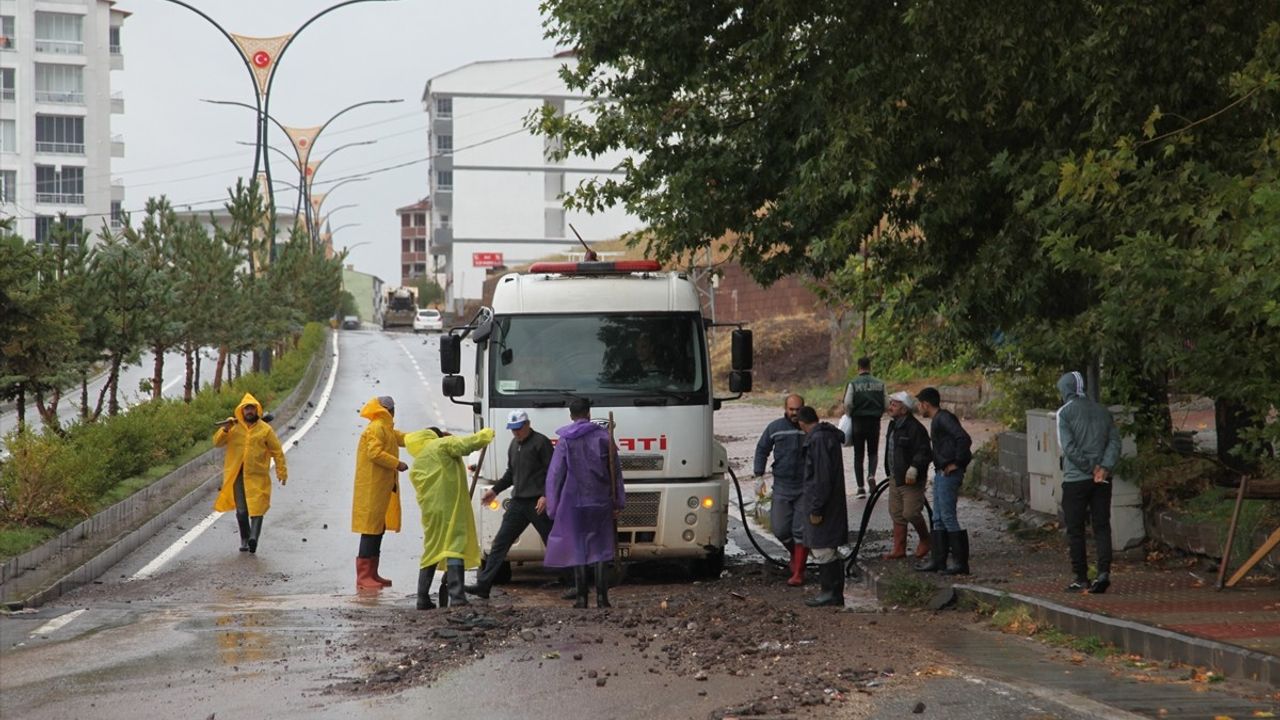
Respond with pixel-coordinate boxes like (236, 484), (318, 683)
(422, 53), (642, 311)
(0, 0), (126, 245)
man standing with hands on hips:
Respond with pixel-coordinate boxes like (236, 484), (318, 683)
(466, 410), (555, 599)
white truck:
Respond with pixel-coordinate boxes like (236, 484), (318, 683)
(439, 259), (752, 581)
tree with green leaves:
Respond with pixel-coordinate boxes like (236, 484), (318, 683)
(537, 1), (1280, 467)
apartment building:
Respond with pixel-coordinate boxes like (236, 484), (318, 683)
(422, 53), (642, 311)
(395, 196), (432, 287)
(0, 0), (126, 245)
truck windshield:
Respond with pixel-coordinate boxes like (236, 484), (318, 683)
(490, 313), (706, 404)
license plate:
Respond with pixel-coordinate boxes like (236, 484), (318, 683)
(618, 546), (631, 559)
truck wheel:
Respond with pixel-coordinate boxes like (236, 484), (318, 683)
(690, 547), (725, 580)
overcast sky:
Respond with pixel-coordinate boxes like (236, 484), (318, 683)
(115, 0), (558, 283)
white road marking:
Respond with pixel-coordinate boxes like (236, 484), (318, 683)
(130, 333), (340, 581)
(30, 608), (86, 637)
(396, 339), (448, 427)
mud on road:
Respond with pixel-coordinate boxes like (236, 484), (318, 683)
(327, 561), (956, 719)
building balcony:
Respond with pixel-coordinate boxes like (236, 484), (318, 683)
(35, 90), (85, 105)
(36, 192), (84, 205)
(1, 88), (13, 102)
(110, 91), (123, 114)
(35, 141), (84, 155)
(110, 49), (123, 71)
(111, 134), (124, 158)
(111, 177), (124, 201)
(34, 39), (84, 56)
(432, 225), (452, 248)
(0, 37), (14, 52)
(400, 225), (427, 240)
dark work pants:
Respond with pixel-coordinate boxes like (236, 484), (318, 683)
(1061, 480), (1112, 579)
(850, 416), (881, 487)
(475, 497), (553, 587)
(358, 532), (384, 559)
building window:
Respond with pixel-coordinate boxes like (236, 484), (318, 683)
(36, 165), (85, 205)
(436, 171), (452, 190)
(439, 213), (450, 228)
(413, 262), (427, 276)
(414, 239), (426, 253)
(544, 207), (565, 238)
(1, 16), (15, 51)
(0, 170), (14, 203)
(0, 119), (15, 154)
(401, 238), (410, 253)
(35, 64), (84, 105)
(33, 216), (79, 245)
(109, 25), (121, 54)
(401, 263), (410, 278)
(400, 213), (410, 228)
(36, 115), (85, 154)
(435, 96), (452, 118)
(0, 68), (13, 101)
(414, 212), (426, 227)
(34, 13), (83, 55)
(436, 134), (452, 155)
(110, 200), (123, 228)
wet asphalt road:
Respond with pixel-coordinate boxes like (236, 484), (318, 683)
(1, 328), (1274, 719)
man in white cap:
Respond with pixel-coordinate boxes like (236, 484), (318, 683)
(881, 391), (933, 561)
(465, 409), (555, 598)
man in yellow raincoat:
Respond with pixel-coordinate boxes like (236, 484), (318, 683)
(213, 393), (287, 554)
(352, 396), (407, 590)
(406, 425), (494, 609)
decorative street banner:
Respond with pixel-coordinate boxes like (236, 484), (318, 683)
(285, 126), (322, 168)
(473, 252), (504, 268)
(310, 192), (327, 216)
(230, 33), (292, 95)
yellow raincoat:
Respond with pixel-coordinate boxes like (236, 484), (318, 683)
(213, 393), (287, 516)
(351, 397), (405, 535)
(406, 427), (494, 570)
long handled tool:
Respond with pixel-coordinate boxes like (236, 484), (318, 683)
(467, 445), (489, 499)
(607, 411), (620, 567)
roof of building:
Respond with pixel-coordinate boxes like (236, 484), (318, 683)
(396, 198), (430, 214)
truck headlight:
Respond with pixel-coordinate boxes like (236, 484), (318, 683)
(684, 513), (698, 526)
(687, 496), (699, 509)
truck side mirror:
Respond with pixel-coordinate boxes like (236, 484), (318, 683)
(729, 370), (752, 394)
(731, 329), (753, 371)
(441, 375), (466, 398)
(440, 334), (461, 375)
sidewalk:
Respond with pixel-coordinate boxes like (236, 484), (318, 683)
(715, 401), (1280, 686)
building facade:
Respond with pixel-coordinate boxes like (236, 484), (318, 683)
(395, 197), (432, 288)
(342, 265), (385, 326)
(422, 54), (642, 312)
(0, 0), (126, 245)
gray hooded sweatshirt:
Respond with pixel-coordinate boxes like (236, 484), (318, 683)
(1055, 371), (1121, 483)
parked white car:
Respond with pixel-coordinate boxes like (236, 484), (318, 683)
(413, 308), (444, 333)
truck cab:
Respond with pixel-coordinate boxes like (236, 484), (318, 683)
(439, 260), (752, 581)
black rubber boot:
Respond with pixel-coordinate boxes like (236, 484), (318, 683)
(236, 511), (251, 552)
(572, 566), (589, 608)
(805, 561), (844, 607)
(595, 561), (611, 608)
(416, 567), (437, 610)
(941, 530), (970, 576)
(248, 516), (263, 554)
(445, 564), (469, 606)
(563, 565), (591, 599)
(464, 581), (490, 599)
(915, 529), (949, 572)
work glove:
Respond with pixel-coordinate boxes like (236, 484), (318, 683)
(809, 514), (823, 526)
(905, 466), (918, 485)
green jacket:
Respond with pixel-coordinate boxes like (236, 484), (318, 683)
(844, 373), (886, 417)
(1055, 372), (1121, 483)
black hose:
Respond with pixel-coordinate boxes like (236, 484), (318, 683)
(844, 478), (932, 578)
(726, 465), (789, 569)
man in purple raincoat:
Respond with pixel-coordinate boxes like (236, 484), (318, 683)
(544, 397), (626, 608)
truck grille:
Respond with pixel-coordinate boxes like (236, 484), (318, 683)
(618, 491), (660, 528)
(620, 453), (664, 472)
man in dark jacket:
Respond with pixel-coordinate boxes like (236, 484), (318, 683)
(796, 406), (849, 607)
(465, 409), (555, 598)
(753, 394), (809, 585)
(883, 391), (933, 561)
(843, 357), (886, 498)
(914, 387), (973, 575)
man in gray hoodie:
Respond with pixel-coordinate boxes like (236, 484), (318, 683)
(1056, 371), (1122, 594)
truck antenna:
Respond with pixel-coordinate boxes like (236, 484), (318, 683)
(569, 223), (598, 260)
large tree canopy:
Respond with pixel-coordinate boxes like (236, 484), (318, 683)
(538, 1), (1280, 458)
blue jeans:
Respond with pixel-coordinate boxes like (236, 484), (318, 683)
(931, 471), (964, 532)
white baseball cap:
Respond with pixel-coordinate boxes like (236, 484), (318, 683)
(505, 409), (530, 429)
(888, 391), (916, 411)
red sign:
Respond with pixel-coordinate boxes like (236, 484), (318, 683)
(472, 252), (504, 268)
(252, 51), (272, 68)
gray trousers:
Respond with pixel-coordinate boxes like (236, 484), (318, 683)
(771, 490), (805, 546)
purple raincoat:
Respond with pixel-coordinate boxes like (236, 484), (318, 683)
(543, 418), (626, 568)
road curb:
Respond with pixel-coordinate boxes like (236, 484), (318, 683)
(852, 560), (1277, 687)
(0, 332), (336, 610)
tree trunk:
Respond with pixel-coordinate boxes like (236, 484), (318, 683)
(15, 385), (25, 431)
(80, 372), (89, 421)
(152, 343), (165, 402)
(235, 353), (243, 380)
(92, 360), (114, 421)
(34, 387), (62, 429)
(194, 349), (202, 396)
(183, 343), (194, 403)
(107, 355), (123, 417)
(213, 346), (227, 392)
